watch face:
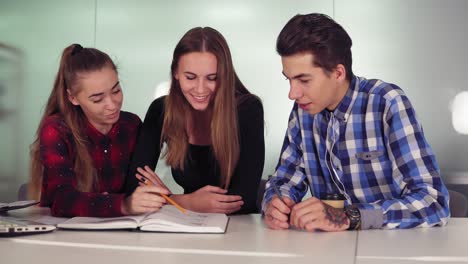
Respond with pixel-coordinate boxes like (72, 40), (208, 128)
(345, 207), (361, 230)
(347, 207), (360, 217)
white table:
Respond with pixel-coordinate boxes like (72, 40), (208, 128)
(356, 218), (468, 264)
(0, 208), (357, 264)
(3, 207), (467, 264)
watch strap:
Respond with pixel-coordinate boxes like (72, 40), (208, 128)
(345, 206), (361, 230)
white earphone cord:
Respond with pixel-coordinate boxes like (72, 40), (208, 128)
(325, 113), (352, 203)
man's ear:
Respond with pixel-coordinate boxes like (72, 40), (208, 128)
(334, 64), (347, 81)
(67, 89), (79, 106)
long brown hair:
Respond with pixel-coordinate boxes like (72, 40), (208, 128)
(29, 44), (117, 199)
(162, 27), (251, 189)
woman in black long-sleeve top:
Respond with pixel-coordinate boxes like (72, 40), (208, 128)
(125, 27), (264, 214)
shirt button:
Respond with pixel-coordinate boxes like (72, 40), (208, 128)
(104, 149), (108, 153)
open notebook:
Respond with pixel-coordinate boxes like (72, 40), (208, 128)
(58, 205), (229, 233)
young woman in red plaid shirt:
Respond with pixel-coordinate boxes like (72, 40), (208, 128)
(29, 44), (170, 217)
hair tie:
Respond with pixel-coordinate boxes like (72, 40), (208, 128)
(71, 44), (83, 56)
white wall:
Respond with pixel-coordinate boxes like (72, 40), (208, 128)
(1, 0), (467, 200)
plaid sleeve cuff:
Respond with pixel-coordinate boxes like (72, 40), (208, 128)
(108, 193), (126, 217)
(261, 181), (296, 214)
(360, 208), (384, 230)
(261, 187), (274, 215)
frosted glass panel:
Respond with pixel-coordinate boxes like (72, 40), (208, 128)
(0, 45), (21, 201)
(96, 0), (333, 188)
(0, 0), (95, 201)
(335, 0), (468, 177)
(3, 0), (468, 202)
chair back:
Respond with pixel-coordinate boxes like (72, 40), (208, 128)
(449, 189), (468, 217)
(17, 183), (29, 200)
(256, 179), (267, 213)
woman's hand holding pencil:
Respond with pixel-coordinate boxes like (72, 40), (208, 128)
(135, 166), (171, 194)
(135, 166), (188, 215)
(121, 181), (170, 216)
(134, 166), (242, 215)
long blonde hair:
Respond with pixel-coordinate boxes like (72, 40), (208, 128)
(162, 27), (251, 189)
(29, 44), (117, 199)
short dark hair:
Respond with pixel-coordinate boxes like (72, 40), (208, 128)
(276, 13), (353, 80)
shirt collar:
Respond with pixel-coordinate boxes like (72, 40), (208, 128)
(85, 118), (120, 144)
(332, 75), (360, 122)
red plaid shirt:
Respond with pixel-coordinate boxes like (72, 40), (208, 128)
(39, 111), (141, 217)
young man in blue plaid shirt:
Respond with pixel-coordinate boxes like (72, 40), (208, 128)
(262, 13), (450, 231)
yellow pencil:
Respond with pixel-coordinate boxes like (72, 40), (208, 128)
(159, 193), (188, 215)
(138, 176), (188, 215)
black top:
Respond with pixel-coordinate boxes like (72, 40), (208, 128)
(125, 95), (265, 214)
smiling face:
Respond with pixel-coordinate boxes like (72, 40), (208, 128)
(281, 52), (348, 115)
(67, 66), (123, 134)
(174, 52), (217, 111)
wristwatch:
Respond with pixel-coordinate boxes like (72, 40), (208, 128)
(344, 206), (361, 230)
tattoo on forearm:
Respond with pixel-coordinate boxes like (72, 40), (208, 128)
(324, 205), (348, 228)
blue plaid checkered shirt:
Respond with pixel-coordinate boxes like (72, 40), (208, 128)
(262, 76), (450, 229)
